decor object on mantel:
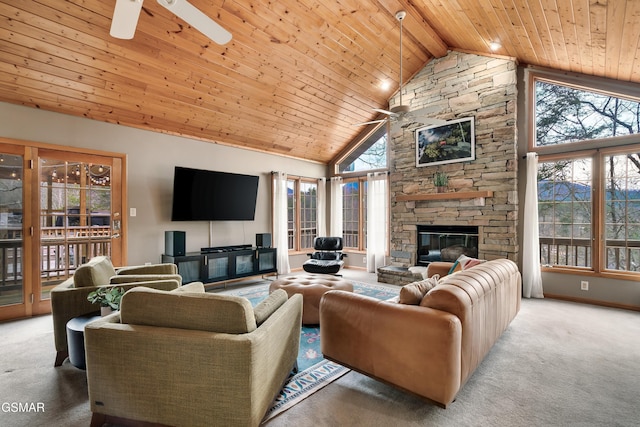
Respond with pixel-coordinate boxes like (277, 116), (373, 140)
(87, 286), (125, 316)
(433, 171), (449, 193)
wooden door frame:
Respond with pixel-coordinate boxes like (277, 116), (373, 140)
(0, 142), (33, 320)
(0, 137), (127, 318)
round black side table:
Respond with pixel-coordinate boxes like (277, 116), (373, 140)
(66, 314), (101, 369)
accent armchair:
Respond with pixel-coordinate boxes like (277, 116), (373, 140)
(302, 236), (347, 274)
(85, 284), (303, 427)
(51, 256), (182, 366)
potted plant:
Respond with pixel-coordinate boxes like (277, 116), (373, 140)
(87, 286), (125, 316)
(433, 172), (449, 193)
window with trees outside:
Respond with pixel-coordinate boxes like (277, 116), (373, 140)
(286, 178), (318, 251)
(342, 177), (367, 250)
(533, 77), (640, 276)
(336, 122), (388, 251)
(337, 124), (387, 173)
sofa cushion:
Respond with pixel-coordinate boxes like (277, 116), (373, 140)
(399, 276), (439, 305)
(254, 289), (288, 325)
(73, 256), (117, 288)
(120, 287), (257, 333)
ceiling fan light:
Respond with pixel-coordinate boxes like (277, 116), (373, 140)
(110, 0), (144, 39)
(390, 105), (410, 114)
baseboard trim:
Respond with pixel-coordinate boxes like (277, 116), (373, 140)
(544, 293), (640, 312)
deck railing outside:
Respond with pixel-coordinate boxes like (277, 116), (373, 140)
(0, 226), (111, 298)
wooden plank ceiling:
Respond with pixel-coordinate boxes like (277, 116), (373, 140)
(1, 0), (639, 164)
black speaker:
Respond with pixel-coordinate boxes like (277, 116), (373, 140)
(256, 233), (272, 248)
(165, 231), (186, 256)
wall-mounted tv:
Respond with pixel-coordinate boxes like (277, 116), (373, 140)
(171, 166), (259, 221)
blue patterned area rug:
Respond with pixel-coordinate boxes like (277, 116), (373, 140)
(217, 280), (399, 423)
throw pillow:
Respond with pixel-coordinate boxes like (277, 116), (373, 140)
(456, 254), (486, 270)
(447, 260), (462, 275)
(254, 289), (288, 326)
(398, 275), (440, 305)
(73, 256), (116, 287)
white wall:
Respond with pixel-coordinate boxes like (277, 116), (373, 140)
(0, 102), (327, 266)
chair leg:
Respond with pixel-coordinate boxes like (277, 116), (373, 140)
(90, 413), (106, 427)
(54, 350), (68, 367)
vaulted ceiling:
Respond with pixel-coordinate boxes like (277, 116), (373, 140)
(1, 1), (639, 164)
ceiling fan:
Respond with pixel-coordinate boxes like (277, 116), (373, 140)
(110, 0), (232, 45)
(356, 10), (444, 129)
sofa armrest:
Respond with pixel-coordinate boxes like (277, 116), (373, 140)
(426, 261), (454, 278)
(320, 290), (462, 406)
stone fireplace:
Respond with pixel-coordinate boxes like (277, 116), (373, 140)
(388, 51), (519, 267)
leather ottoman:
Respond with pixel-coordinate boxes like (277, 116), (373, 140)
(269, 274), (353, 325)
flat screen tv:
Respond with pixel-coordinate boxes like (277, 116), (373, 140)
(171, 166), (259, 221)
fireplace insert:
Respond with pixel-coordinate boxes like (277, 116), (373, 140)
(417, 225), (479, 265)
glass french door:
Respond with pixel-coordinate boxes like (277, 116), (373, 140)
(0, 141), (125, 320)
(0, 145), (27, 320)
(36, 150), (124, 313)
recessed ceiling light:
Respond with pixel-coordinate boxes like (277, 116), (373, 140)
(380, 80), (391, 91)
(489, 41), (501, 51)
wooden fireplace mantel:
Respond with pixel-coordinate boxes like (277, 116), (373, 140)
(395, 190), (493, 202)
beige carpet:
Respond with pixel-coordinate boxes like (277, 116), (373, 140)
(1, 277), (639, 426)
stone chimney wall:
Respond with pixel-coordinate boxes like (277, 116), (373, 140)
(389, 51), (519, 266)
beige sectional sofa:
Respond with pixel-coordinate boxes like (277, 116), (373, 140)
(320, 258), (521, 407)
(85, 283), (303, 427)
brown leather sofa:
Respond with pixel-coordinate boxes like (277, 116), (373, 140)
(319, 258), (521, 407)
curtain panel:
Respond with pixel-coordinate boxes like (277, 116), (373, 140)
(522, 153), (544, 298)
(272, 171), (291, 274)
(330, 177), (343, 237)
(366, 172), (388, 273)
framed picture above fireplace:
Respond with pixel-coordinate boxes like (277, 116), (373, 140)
(415, 117), (475, 167)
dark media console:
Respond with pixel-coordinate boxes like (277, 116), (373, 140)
(162, 246), (277, 286)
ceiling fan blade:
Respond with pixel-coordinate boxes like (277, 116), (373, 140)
(406, 107), (447, 126)
(157, 0), (232, 45)
(110, 0), (144, 39)
(373, 108), (396, 116)
(352, 119), (387, 126)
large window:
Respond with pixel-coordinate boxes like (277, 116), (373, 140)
(286, 178), (318, 251)
(342, 178), (364, 249)
(334, 122), (388, 252)
(538, 157), (593, 268)
(534, 79), (640, 147)
(533, 75), (640, 277)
